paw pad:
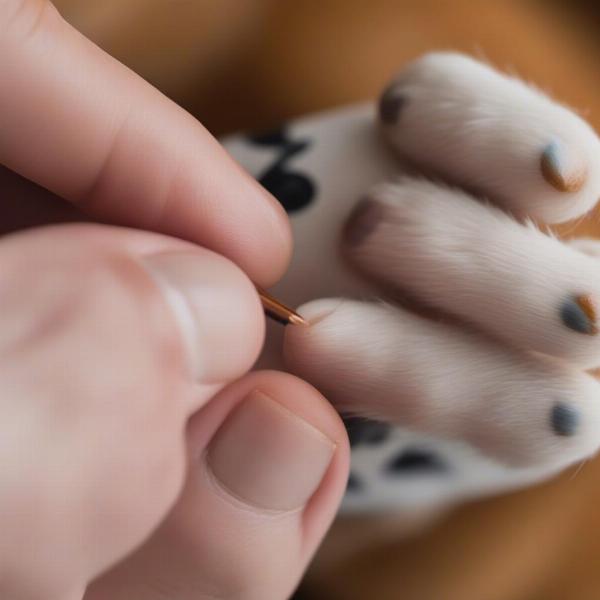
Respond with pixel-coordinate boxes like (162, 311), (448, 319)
(551, 402), (579, 437)
(385, 448), (448, 475)
(344, 416), (391, 447)
(378, 85), (406, 125)
(346, 472), (363, 492)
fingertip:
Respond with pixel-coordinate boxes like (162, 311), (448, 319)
(200, 370), (350, 556)
(186, 369), (350, 485)
(141, 248), (265, 389)
(87, 370), (349, 599)
(195, 369), (350, 557)
(0, 0), (293, 290)
(255, 189), (294, 287)
(222, 159), (294, 287)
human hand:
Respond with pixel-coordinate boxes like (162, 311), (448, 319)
(0, 3), (349, 599)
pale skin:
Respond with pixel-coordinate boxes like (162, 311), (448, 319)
(0, 2), (349, 599)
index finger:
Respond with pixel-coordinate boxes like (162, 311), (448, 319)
(0, 1), (291, 286)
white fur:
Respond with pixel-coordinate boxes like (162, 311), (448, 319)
(568, 237), (600, 259)
(285, 299), (600, 471)
(223, 54), (600, 514)
(381, 52), (600, 223)
(348, 177), (600, 367)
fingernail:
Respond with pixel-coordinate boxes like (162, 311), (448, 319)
(141, 251), (262, 383)
(540, 140), (587, 193)
(343, 198), (384, 247)
(207, 390), (335, 511)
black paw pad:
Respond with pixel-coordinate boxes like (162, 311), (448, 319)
(378, 85), (406, 125)
(343, 416), (391, 447)
(346, 472), (363, 492)
(385, 448), (448, 476)
(247, 126), (316, 213)
(551, 402), (579, 437)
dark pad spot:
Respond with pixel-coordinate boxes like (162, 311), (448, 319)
(343, 198), (384, 247)
(560, 296), (595, 335)
(551, 402), (579, 437)
(379, 86), (406, 125)
(247, 126), (316, 213)
(346, 472), (363, 492)
(248, 128), (288, 146)
(260, 169), (315, 213)
(343, 416), (391, 447)
(385, 448), (448, 475)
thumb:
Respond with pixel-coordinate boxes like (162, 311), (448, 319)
(85, 371), (350, 600)
(0, 223), (264, 599)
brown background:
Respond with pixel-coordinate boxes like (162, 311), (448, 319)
(51, 1), (600, 598)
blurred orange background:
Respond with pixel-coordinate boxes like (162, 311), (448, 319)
(51, 2), (600, 598)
